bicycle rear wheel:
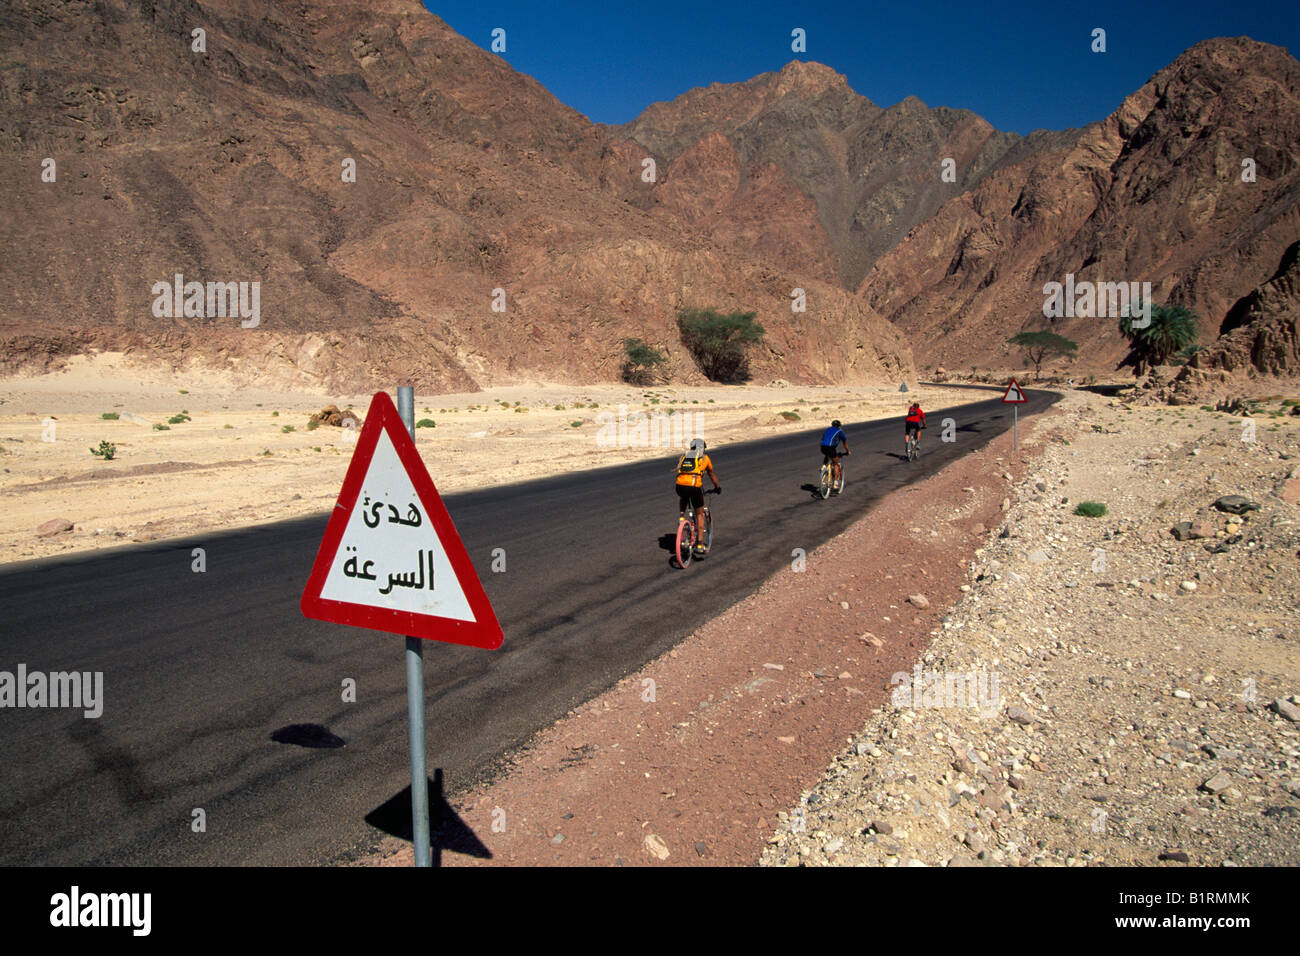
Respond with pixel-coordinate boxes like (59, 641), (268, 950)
(818, 464), (831, 499)
(676, 513), (696, 567)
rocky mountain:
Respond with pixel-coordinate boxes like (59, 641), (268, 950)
(3, 3), (1294, 394)
(858, 38), (1300, 378)
(610, 61), (1034, 290)
(0, 0), (913, 392)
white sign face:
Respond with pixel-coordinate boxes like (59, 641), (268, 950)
(318, 430), (476, 622)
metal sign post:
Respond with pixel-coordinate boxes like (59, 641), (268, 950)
(396, 385), (431, 868)
(1002, 378), (1027, 453)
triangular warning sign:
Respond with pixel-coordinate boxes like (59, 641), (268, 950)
(300, 391), (503, 649)
(1002, 378), (1028, 404)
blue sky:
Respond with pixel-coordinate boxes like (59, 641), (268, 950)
(423, 0), (1298, 134)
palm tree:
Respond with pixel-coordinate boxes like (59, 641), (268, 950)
(1119, 304), (1198, 374)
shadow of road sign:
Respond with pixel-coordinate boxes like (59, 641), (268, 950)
(365, 768), (492, 865)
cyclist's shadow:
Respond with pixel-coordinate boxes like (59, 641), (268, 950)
(800, 483), (823, 499)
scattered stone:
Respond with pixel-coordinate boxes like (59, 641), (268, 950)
(1171, 521), (1211, 540)
(1159, 850), (1190, 863)
(1200, 771), (1233, 794)
(1006, 706), (1035, 725)
(643, 834), (670, 860)
(978, 786), (1009, 812)
(1213, 495), (1260, 515)
(1281, 478), (1300, 506)
(907, 594), (930, 609)
(308, 405), (362, 428)
(35, 518), (74, 537)
(1271, 698), (1300, 722)
(870, 820), (893, 835)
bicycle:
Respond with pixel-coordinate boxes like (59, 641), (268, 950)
(818, 451), (848, 499)
(675, 488), (717, 568)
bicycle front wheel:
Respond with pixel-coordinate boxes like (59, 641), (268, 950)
(818, 465), (831, 499)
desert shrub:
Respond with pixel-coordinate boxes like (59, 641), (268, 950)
(90, 440), (116, 459)
(623, 337), (668, 385)
(416, 419), (436, 428)
(101, 412), (119, 420)
(676, 308), (765, 383)
(1074, 501), (1108, 517)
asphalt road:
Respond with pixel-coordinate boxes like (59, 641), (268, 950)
(0, 386), (1055, 865)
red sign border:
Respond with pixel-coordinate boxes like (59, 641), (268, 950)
(1002, 377), (1028, 404)
(300, 391), (503, 649)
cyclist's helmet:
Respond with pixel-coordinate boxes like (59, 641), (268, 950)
(831, 420), (842, 428)
(690, 437), (706, 453)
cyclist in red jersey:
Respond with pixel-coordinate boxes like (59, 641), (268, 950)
(905, 401), (927, 455)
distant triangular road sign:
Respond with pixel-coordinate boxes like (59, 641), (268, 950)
(300, 391), (503, 649)
(1002, 378), (1028, 404)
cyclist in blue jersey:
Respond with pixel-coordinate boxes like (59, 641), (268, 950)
(819, 420), (849, 492)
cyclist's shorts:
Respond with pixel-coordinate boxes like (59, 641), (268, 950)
(820, 444), (841, 461)
(676, 485), (704, 509)
(905, 421), (921, 436)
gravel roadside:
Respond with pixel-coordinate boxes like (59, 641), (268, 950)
(761, 391), (1300, 867)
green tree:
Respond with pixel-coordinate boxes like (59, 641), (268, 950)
(1119, 304), (1198, 374)
(1007, 331), (1078, 379)
(676, 307), (766, 383)
(622, 337), (668, 385)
